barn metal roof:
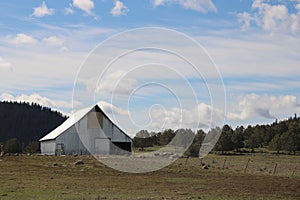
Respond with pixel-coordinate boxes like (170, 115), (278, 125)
(39, 103), (132, 142)
(39, 106), (93, 141)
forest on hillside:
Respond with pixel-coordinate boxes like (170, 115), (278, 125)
(133, 114), (300, 156)
(0, 101), (67, 148)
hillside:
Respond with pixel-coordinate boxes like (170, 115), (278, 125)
(0, 101), (67, 145)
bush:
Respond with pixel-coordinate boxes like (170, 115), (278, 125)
(4, 138), (22, 153)
(185, 143), (200, 157)
(25, 141), (40, 154)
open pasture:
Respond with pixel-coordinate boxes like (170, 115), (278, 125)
(0, 154), (299, 199)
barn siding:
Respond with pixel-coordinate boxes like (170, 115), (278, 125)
(56, 125), (89, 155)
(40, 140), (56, 155)
(112, 125), (131, 142)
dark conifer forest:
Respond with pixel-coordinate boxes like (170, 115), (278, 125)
(133, 115), (300, 156)
(0, 101), (67, 146)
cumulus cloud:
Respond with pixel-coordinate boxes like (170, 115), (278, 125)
(237, 0), (300, 34)
(98, 101), (127, 115)
(153, 0), (165, 6)
(43, 36), (64, 46)
(96, 70), (138, 95)
(110, 1), (129, 16)
(65, 4), (75, 15)
(237, 12), (253, 31)
(0, 57), (13, 71)
(12, 33), (37, 45)
(228, 94), (300, 120)
(73, 0), (94, 15)
(32, 1), (54, 17)
(146, 102), (224, 131)
(0, 93), (82, 110)
(151, 0), (217, 13)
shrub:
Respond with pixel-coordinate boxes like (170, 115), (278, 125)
(4, 138), (22, 153)
(25, 141), (40, 154)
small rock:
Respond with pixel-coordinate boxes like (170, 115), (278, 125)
(74, 160), (84, 165)
(52, 162), (59, 167)
(162, 152), (169, 157)
(202, 165), (209, 170)
(170, 154), (179, 159)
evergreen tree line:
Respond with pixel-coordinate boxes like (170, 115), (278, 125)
(133, 115), (300, 156)
(0, 138), (39, 154)
(0, 101), (67, 150)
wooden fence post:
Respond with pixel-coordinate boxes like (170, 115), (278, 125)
(273, 163), (278, 175)
(185, 156), (189, 166)
(291, 165), (297, 177)
(244, 158), (250, 173)
(222, 158), (227, 170)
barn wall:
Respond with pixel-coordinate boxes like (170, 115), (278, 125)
(112, 125), (131, 142)
(77, 113), (111, 155)
(102, 116), (113, 138)
(56, 125), (90, 155)
(78, 111), (131, 155)
(40, 140), (56, 155)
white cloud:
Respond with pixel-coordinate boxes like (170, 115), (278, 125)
(198, 32), (300, 77)
(238, 0), (300, 34)
(43, 36), (64, 46)
(141, 102), (224, 131)
(153, 0), (164, 6)
(152, 0), (217, 13)
(12, 33), (37, 45)
(227, 94), (300, 120)
(96, 70), (138, 95)
(73, 0), (94, 15)
(237, 12), (253, 31)
(32, 1), (54, 17)
(0, 57), (12, 71)
(0, 93), (82, 110)
(110, 1), (129, 17)
(98, 101), (127, 115)
(65, 4), (75, 15)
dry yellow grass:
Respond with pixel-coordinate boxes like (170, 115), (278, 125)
(0, 154), (299, 199)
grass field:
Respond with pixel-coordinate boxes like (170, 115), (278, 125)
(0, 154), (299, 199)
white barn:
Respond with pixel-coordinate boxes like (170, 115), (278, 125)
(39, 104), (132, 155)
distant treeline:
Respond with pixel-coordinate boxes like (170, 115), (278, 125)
(1, 101), (299, 156)
(0, 101), (67, 148)
(133, 114), (300, 156)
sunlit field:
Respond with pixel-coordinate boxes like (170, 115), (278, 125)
(0, 154), (299, 200)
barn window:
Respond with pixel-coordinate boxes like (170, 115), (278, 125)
(87, 111), (103, 129)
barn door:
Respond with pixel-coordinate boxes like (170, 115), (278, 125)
(55, 143), (65, 156)
(95, 138), (110, 155)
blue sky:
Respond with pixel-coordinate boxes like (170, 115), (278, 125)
(0, 0), (300, 135)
